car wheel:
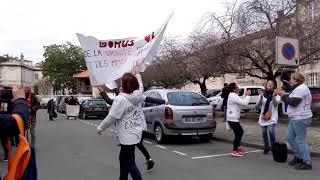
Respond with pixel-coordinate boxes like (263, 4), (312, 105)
(155, 124), (166, 144)
(82, 111), (87, 120)
(199, 134), (212, 142)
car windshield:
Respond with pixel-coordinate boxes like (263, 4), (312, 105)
(206, 90), (221, 98)
(88, 100), (106, 106)
(167, 91), (210, 106)
(310, 88), (320, 94)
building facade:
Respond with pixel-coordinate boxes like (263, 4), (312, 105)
(0, 55), (52, 95)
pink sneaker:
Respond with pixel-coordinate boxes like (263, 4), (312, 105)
(231, 151), (244, 157)
(237, 147), (246, 155)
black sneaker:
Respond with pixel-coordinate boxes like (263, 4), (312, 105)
(294, 162), (312, 170)
(288, 157), (303, 166)
(146, 159), (155, 170)
(263, 148), (270, 155)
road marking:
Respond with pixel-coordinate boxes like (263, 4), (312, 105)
(173, 151), (187, 156)
(155, 145), (167, 149)
(192, 150), (263, 160)
(143, 140), (152, 144)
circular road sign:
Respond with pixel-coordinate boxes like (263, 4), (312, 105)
(282, 43), (295, 60)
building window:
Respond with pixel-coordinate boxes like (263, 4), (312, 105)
(35, 74), (38, 80)
(308, 0), (316, 23)
(310, 73), (318, 86)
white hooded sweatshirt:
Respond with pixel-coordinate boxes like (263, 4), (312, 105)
(97, 87), (146, 145)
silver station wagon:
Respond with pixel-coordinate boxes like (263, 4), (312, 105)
(142, 89), (217, 144)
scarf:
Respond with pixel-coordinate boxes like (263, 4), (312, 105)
(263, 89), (273, 115)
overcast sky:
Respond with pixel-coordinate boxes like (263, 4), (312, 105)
(0, 0), (227, 63)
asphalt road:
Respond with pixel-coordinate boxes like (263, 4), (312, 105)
(2, 110), (320, 180)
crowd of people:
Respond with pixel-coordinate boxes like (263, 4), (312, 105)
(222, 72), (313, 170)
(0, 70), (315, 180)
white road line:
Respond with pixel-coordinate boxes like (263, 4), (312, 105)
(155, 145), (167, 149)
(143, 140), (152, 144)
(192, 150), (263, 160)
(110, 129), (115, 132)
(173, 151), (187, 156)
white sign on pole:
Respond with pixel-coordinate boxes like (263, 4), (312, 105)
(275, 36), (299, 66)
(77, 14), (173, 88)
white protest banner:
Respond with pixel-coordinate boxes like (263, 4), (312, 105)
(77, 13), (173, 87)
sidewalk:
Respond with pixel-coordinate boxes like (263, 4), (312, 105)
(213, 113), (320, 157)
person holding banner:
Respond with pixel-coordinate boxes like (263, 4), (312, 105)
(97, 70), (165, 171)
(97, 72), (146, 180)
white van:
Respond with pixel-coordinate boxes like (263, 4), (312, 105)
(210, 85), (264, 112)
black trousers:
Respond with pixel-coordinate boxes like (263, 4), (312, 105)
(136, 131), (151, 161)
(119, 144), (142, 180)
(228, 121), (244, 151)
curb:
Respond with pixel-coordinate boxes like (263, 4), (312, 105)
(212, 136), (320, 158)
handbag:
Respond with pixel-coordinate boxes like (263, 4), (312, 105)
(262, 111), (272, 121)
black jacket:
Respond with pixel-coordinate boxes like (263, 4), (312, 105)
(0, 99), (30, 138)
(221, 87), (229, 107)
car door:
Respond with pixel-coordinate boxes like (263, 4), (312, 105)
(143, 92), (163, 133)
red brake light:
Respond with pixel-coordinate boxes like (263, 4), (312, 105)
(313, 96), (320, 102)
(165, 106), (173, 120)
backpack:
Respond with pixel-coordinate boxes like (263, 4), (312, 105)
(272, 142), (288, 163)
(4, 114), (31, 180)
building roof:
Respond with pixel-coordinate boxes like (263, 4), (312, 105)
(73, 70), (89, 78)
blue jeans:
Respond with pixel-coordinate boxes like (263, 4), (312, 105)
(287, 118), (312, 164)
(261, 123), (276, 150)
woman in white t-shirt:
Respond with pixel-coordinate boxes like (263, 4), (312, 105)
(97, 72), (145, 180)
(276, 73), (313, 170)
(226, 83), (251, 157)
(256, 80), (281, 154)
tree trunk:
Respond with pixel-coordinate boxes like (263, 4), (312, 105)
(200, 83), (207, 96)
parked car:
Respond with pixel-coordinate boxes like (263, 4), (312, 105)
(142, 89), (216, 144)
(210, 86), (264, 112)
(79, 99), (109, 119)
(206, 89), (221, 99)
(309, 87), (320, 116)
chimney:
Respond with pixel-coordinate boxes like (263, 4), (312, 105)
(20, 53), (24, 64)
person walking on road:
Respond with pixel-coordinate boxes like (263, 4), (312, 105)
(97, 71), (165, 171)
(226, 83), (251, 157)
(97, 72), (145, 180)
(47, 98), (56, 121)
(256, 80), (281, 154)
(275, 72), (313, 170)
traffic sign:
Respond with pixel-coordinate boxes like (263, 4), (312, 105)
(276, 36), (299, 66)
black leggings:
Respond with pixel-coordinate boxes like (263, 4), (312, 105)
(119, 144), (142, 180)
(228, 121), (244, 151)
(136, 131), (151, 161)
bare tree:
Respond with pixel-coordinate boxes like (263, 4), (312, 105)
(142, 38), (187, 90)
(200, 0), (320, 82)
(182, 31), (223, 95)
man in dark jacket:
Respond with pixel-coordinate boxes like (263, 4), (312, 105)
(47, 99), (56, 121)
(220, 83), (229, 122)
(0, 85), (30, 177)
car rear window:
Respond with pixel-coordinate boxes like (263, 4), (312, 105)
(88, 100), (106, 106)
(167, 92), (210, 106)
(310, 88), (320, 94)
